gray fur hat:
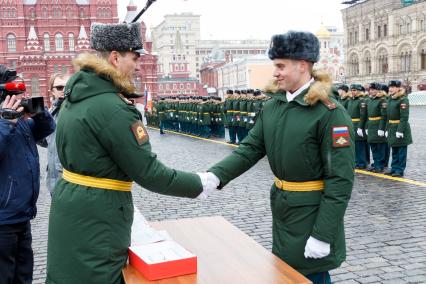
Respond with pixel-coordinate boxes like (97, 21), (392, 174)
(268, 31), (320, 63)
(90, 22), (146, 54)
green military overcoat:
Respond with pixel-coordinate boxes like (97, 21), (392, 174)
(46, 53), (202, 284)
(366, 92), (387, 144)
(384, 90), (413, 147)
(208, 73), (354, 275)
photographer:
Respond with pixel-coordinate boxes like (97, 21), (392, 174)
(0, 65), (55, 284)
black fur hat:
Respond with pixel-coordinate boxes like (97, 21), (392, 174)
(268, 31), (320, 62)
(337, 84), (349, 92)
(369, 82), (380, 90)
(90, 22), (146, 54)
(350, 83), (363, 91)
(388, 80), (401, 88)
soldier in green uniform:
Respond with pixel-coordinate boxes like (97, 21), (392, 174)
(383, 80), (412, 177)
(205, 31), (354, 284)
(337, 84), (350, 109)
(225, 90), (237, 144)
(347, 83), (368, 169)
(46, 22), (216, 284)
(365, 83), (387, 172)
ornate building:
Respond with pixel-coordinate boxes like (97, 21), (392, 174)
(0, 0), (157, 105)
(342, 0), (426, 90)
(314, 25), (345, 82)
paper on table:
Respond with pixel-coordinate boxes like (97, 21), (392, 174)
(131, 240), (196, 264)
(131, 207), (172, 246)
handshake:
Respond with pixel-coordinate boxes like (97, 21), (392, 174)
(196, 172), (220, 200)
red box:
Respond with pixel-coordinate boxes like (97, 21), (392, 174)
(128, 241), (197, 281)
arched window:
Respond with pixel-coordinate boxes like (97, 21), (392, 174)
(42, 7), (48, 18)
(364, 53), (371, 75)
(29, 8), (35, 19)
(80, 8), (85, 18)
(68, 33), (75, 51)
(62, 65), (68, 74)
(67, 8), (73, 18)
(421, 49), (426, 70)
(55, 33), (63, 51)
(31, 77), (40, 96)
(377, 51), (388, 74)
(44, 33), (50, 51)
(7, 34), (16, 52)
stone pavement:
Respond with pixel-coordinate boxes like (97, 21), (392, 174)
(32, 106), (426, 283)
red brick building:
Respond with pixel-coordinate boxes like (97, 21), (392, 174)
(0, 0), (157, 106)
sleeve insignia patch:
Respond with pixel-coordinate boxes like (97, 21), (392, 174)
(332, 126), (350, 148)
(400, 103), (408, 109)
(131, 120), (149, 145)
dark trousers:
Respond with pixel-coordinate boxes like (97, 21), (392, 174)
(159, 120), (165, 134)
(228, 126), (237, 143)
(306, 271), (331, 284)
(370, 143), (386, 170)
(391, 146), (408, 175)
(0, 221), (33, 284)
(355, 140), (368, 168)
(384, 143), (390, 167)
(236, 126), (246, 143)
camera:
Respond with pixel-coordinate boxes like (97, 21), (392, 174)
(0, 65), (44, 117)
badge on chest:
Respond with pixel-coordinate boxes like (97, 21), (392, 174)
(332, 126), (350, 148)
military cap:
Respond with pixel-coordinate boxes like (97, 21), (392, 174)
(226, 89), (234, 95)
(268, 31), (320, 63)
(90, 22), (146, 54)
(234, 90), (241, 94)
(253, 89), (262, 96)
(388, 80), (401, 88)
(369, 82), (380, 90)
(379, 84), (389, 93)
(350, 83), (363, 91)
(337, 84), (349, 92)
(246, 89), (254, 94)
(240, 89), (247, 94)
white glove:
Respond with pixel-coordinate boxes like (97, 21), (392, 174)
(196, 172), (220, 200)
(304, 236), (330, 259)
(377, 130), (385, 137)
(396, 132), (404, 139)
(385, 131), (388, 138)
(356, 128), (364, 137)
(365, 129), (368, 136)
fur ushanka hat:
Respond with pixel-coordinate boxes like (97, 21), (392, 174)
(90, 22), (146, 54)
(268, 31), (320, 63)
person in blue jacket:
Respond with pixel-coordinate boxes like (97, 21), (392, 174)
(0, 79), (55, 283)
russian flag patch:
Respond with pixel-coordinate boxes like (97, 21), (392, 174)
(332, 126), (350, 147)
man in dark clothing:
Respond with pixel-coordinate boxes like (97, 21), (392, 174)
(0, 67), (56, 284)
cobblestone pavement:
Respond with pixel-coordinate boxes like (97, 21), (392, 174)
(32, 107), (426, 283)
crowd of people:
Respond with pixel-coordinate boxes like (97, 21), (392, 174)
(336, 80), (412, 177)
(145, 89), (270, 142)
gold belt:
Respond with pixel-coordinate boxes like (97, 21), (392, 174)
(351, 118), (360, 122)
(368, 116), (382, 121)
(63, 169), (132, 191)
(389, 120), (400, 124)
(274, 177), (324, 191)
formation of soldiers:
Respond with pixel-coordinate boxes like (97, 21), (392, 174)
(337, 80), (412, 177)
(145, 89), (269, 141)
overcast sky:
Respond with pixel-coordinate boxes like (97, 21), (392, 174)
(118, 0), (348, 40)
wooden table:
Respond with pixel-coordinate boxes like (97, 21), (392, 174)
(123, 216), (311, 284)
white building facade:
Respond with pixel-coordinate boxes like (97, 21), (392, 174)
(342, 0), (426, 89)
